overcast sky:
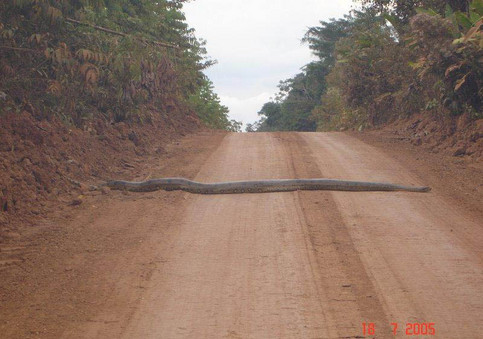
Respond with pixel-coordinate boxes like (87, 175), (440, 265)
(183, 0), (357, 127)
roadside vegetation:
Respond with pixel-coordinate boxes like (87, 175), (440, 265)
(0, 0), (240, 131)
(250, 0), (482, 133)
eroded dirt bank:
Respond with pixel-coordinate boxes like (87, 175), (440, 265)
(0, 109), (200, 240)
(1, 131), (482, 338)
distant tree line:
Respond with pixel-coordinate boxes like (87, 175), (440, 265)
(250, 0), (481, 132)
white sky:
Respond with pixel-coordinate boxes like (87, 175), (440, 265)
(183, 0), (357, 127)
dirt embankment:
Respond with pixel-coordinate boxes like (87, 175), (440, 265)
(356, 113), (483, 216)
(0, 109), (200, 241)
(380, 113), (482, 160)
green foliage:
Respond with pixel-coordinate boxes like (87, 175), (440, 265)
(245, 121), (262, 132)
(361, 0), (470, 26)
(409, 2), (482, 116)
(0, 0), (233, 130)
(253, 10), (404, 132)
(312, 87), (363, 131)
(252, 13), (356, 132)
(256, 101), (282, 131)
(323, 12), (418, 127)
(252, 0), (481, 132)
(187, 76), (241, 131)
(255, 61), (328, 131)
(227, 119), (243, 133)
(302, 16), (353, 67)
(425, 98), (440, 110)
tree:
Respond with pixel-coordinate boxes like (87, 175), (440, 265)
(254, 11), (371, 132)
(256, 102), (282, 131)
(326, 15), (414, 126)
(0, 0), (234, 130)
(187, 76), (240, 131)
(254, 61), (328, 132)
(302, 16), (353, 67)
(360, 0), (470, 26)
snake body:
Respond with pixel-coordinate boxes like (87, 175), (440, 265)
(106, 178), (431, 194)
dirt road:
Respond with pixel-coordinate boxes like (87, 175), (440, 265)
(1, 132), (482, 338)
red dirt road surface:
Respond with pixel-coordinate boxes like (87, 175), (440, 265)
(1, 131), (482, 338)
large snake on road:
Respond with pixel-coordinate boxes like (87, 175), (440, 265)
(105, 178), (431, 194)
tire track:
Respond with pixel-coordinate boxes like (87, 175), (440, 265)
(279, 132), (392, 337)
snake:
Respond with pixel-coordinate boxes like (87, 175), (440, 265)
(105, 178), (431, 194)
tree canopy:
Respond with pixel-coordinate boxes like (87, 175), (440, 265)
(249, 0), (481, 132)
(0, 0), (240, 131)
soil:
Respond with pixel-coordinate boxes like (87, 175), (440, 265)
(0, 129), (226, 338)
(351, 128), (483, 219)
(381, 113), (483, 161)
(0, 108), (200, 241)
(0, 129), (481, 338)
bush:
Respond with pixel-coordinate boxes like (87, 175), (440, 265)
(408, 10), (482, 117)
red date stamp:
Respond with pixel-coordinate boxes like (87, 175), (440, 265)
(362, 322), (436, 336)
